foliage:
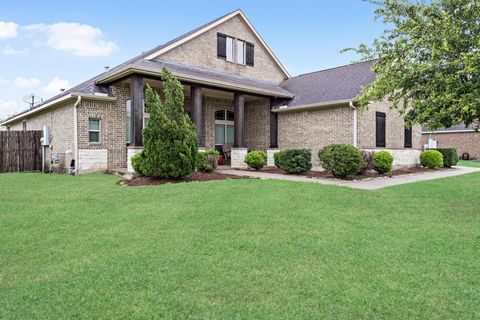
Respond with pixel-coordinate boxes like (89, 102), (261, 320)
(318, 144), (363, 178)
(244, 150), (267, 170)
(359, 150), (374, 173)
(420, 150), (444, 169)
(345, 0), (480, 130)
(135, 67), (198, 178)
(436, 148), (459, 167)
(131, 151), (146, 174)
(197, 149), (219, 172)
(373, 151), (394, 174)
(274, 149), (312, 174)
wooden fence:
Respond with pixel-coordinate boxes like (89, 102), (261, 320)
(0, 131), (43, 173)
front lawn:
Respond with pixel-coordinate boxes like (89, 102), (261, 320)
(1, 173), (479, 319)
(458, 159), (480, 168)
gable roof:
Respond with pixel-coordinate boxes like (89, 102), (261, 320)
(143, 9), (290, 78)
(278, 60), (375, 110)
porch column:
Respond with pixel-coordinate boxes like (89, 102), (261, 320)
(234, 93), (245, 148)
(191, 85), (204, 147)
(130, 74), (144, 146)
(269, 98), (278, 148)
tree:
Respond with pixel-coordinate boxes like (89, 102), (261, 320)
(345, 0), (480, 130)
(137, 67), (198, 178)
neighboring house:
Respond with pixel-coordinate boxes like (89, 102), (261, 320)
(422, 124), (479, 159)
(0, 9), (421, 173)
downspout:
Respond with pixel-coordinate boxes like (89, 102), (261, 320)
(349, 101), (358, 147)
(73, 95), (82, 174)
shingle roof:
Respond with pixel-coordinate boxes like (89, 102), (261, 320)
(280, 60), (375, 107)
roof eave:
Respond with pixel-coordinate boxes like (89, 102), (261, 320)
(96, 66), (294, 98)
(272, 99), (352, 113)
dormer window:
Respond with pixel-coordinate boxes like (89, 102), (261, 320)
(217, 33), (254, 66)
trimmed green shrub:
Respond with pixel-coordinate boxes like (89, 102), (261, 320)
(420, 150), (443, 168)
(197, 149), (219, 172)
(318, 144), (363, 178)
(274, 149), (312, 174)
(373, 151), (394, 174)
(139, 68), (198, 178)
(359, 150), (374, 174)
(244, 150), (267, 170)
(131, 151), (146, 174)
(436, 148), (459, 167)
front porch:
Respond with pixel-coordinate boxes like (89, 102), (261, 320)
(124, 74), (282, 171)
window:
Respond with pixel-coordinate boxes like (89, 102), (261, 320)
(404, 126), (412, 148)
(226, 36), (234, 62)
(375, 112), (386, 147)
(217, 33), (254, 66)
(88, 118), (100, 143)
(214, 110), (234, 145)
(236, 39), (245, 64)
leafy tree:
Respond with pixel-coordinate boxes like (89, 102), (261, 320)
(137, 67), (198, 178)
(345, 0), (480, 130)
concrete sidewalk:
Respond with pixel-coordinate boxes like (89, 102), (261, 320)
(219, 166), (480, 190)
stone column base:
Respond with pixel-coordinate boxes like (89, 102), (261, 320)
(231, 148), (248, 169)
(362, 148), (421, 168)
(127, 146), (144, 173)
(267, 148), (279, 167)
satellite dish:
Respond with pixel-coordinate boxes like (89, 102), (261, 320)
(23, 93), (42, 109)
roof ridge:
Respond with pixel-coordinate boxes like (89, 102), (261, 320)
(294, 59), (376, 78)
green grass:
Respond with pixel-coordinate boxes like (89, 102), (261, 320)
(1, 173), (479, 319)
(458, 159), (480, 167)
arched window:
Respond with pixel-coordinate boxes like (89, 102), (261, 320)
(214, 110), (234, 145)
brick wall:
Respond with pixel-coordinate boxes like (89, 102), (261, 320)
(203, 96), (234, 149)
(245, 97), (270, 151)
(357, 100), (422, 149)
(158, 15), (287, 83)
(278, 106), (354, 164)
(422, 131), (480, 159)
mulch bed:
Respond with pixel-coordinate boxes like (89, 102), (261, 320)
(245, 166), (454, 181)
(119, 171), (250, 186)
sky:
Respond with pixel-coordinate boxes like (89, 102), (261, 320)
(0, 0), (384, 119)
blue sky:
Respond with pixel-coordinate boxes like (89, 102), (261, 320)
(0, 0), (384, 119)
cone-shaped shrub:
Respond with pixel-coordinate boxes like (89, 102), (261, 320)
(134, 67), (198, 178)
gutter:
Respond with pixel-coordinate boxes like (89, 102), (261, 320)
(349, 101), (358, 147)
(271, 99), (351, 113)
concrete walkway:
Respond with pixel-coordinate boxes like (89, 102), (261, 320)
(219, 166), (480, 190)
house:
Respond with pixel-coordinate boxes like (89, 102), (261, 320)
(0, 9), (422, 174)
(422, 124), (479, 159)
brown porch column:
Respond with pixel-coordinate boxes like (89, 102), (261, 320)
(234, 93), (245, 148)
(270, 98), (278, 148)
(130, 74), (144, 146)
(191, 85), (204, 147)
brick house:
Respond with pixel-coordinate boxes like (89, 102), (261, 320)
(1, 9), (422, 173)
(422, 124), (479, 160)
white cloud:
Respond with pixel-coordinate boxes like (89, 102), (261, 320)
(1, 44), (29, 56)
(43, 76), (70, 94)
(25, 22), (117, 57)
(14, 76), (41, 88)
(0, 21), (18, 39)
(0, 99), (19, 119)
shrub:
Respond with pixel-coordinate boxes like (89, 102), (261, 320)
(274, 149), (312, 174)
(420, 150), (443, 168)
(131, 151), (146, 174)
(197, 149), (219, 172)
(244, 150), (267, 170)
(359, 150), (374, 173)
(373, 151), (394, 174)
(436, 148), (459, 167)
(140, 68), (198, 178)
(318, 144), (363, 178)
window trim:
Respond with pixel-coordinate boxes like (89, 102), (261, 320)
(88, 118), (101, 144)
(214, 110), (234, 145)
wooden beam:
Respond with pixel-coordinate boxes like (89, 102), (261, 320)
(270, 98), (278, 148)
(234, 93), (245, 148)
(191, 86), (204, 147)
(130, 74), (144, 146)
